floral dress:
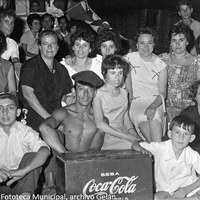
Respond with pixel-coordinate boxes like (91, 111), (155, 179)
(160, 53), (200, 122)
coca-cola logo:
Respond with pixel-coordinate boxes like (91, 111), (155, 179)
(82, 176), (138, 197)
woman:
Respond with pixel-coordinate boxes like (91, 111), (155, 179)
(0, 31), (16, 95)
(160, 23), (200, 122)
(60, 27), (103, 81)
(125, 27), (167, 142)
(93, 55), (139, 150)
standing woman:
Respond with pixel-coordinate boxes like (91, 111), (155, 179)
(125, 27), (167, 142)
(160, 23), (200, 122)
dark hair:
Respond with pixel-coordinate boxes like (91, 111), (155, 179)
(0, 93), (18, 107)
(96, 30), (121, 54)
(169, 115), (195, 133)
(134, 27), (158, 47)
(101, 54), (130, 80)
(188, 80), (200, 102)
(195, 35), (200, 55)
(0, 8), (16, 22)
(27, 13), (41, 28)
(70, 28), (96, 54)
(38, 30), (59, 46)
(41, 13), (55, 23)
(169, 23), (194, 51)
(177, 0), (193, 11)
(0, 31), (7, 55)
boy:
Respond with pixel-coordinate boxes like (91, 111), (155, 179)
(0, 93), (50, 195)
(132, 115), (200, 200)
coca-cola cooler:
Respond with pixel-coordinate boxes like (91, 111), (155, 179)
(56, 150), (153, 200)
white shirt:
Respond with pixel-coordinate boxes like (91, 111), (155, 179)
(1, 37), (19, 61)
(140, 140), (200, 196)
(0, 121), (49, 170)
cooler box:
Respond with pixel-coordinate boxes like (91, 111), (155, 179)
(56, 150), (153, 200)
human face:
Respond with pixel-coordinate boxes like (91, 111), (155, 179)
(100, 40), (117, 59)
(137, 33), (154, 58)
(106, 68), (123, 88)
(76, 83), (95, 106)
(31, 2), (40, 12)
(178, 5), (193, 20)
(0, 16), (14, 37)
(0, 98), (19, 129)
(42, 17), (53, 30)
(39, 35), (59, 59)
(58, 19), (67, 32)
(73, 38), (91, 59)
(169, 125), (195, 152)
(31, 19), (41, 33)
(170, 33), (187, 54)
(195, 86), (200, 105)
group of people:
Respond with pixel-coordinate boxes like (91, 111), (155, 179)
(0, 0), (200, 199)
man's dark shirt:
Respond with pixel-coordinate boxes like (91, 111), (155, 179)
(18, 54), (73, 131)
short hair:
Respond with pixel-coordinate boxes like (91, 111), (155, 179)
(169, 23), (194, 50)
(41, 13), (55, 23)
(169, 115), (195, 134)
(70, 28), (96, 53)
(0, 93), (18, 107)
(0, 8), (16, 22)
(101, 54), (130, 80)
(27, 13), (41, 28)
(38, 30), (59, 46)
(0, 30), (7, 55)
(134, 27), (158, 47)
(96, 30), (121, 53)
(177, 0), (193, 11)
(188, 80), (200, 102)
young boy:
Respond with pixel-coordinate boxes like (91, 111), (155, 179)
(132, 115), (200, 200)
(0, 93), (50, 195)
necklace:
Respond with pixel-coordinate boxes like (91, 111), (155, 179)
(171, 51), (189, 61)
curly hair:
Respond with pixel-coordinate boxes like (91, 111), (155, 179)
(134, 27), (158, 47)
(188, 80), (200, 102)
(27, 13), (41, 28)
(96, 30), (121, 54)
(101, 54), (130, 81)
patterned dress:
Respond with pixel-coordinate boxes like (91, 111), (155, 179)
(160, 53), (200, 121)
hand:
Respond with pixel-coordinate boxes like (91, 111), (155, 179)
(7, 168), (27, 186)
(131, 143), (152, 156)
(128, 134), (140, 143)
(0, 169), (12, 183)
(65, 55), (74, 65)
(14, 62), (22, 82)
(145, 106), (156, 121)
(173, 187), (188, 198)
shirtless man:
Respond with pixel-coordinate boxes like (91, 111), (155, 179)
(39, 70), (105, 153)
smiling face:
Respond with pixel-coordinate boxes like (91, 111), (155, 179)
(178, 5), (193, 20)
(76, 83), (95, 106)
(168, 125), (195, 152)
(100, 40), (117, 59)
(170, 33), (188, 54)
(31, 19), (41, 33)
(105, 68), (123, 88)
(137, 33), (154, 58)
(0, 16), (15, 37)
(0, 98), (20, 129)
(39, 34), (59, 60)
(73, 38), (91, 59)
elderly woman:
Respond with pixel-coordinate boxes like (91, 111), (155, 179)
(160, 23), (200, 122)
(125, 27), (168, 142)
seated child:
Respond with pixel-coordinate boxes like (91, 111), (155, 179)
(0, 93), (50, 195)
(180, 80), (200, 153)
(132, 115), (200, 200)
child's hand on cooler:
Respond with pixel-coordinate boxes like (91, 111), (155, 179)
(131, 142), (152, 156)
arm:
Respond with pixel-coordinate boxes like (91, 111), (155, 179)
(22, 85), (51, 119)
(90, 129), (105, 150)
(93, 93), (138, 143)
(173, 178), (200, 198)
(125, 72), (133, 104)
(145, 67), (168, 120)
(0, 169), (12, 183)
(7, 146), (50, 186)
(21, 43), (37, 58)
(7, 64), (16, 95)
(39, 109), (68, 153)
